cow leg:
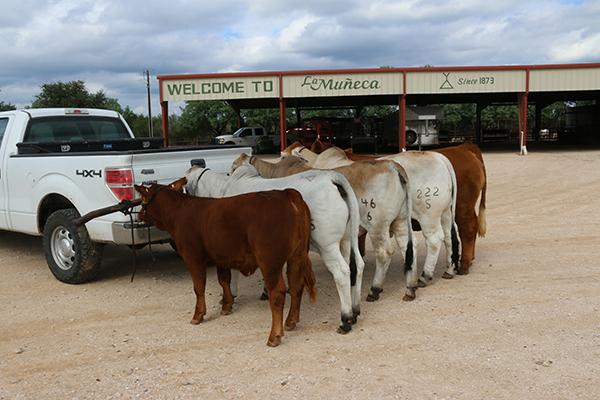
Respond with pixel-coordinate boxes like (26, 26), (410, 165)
(230, 270), (240, 298)
(263, 270), (286, 347)
(285, 258), (305, 331)
(340, 237), (363, 323)
(390, 218), (419, 301)
(457, 211), (478, 275)
(441, 210), (461, 279)
(366, 233), (395, 302)
(358, 232), (367, 257)
(320, 245), (354, 333)
(419, 224), (444, 286)
(216, 267), (234, 315)
(182, 256), (207, 324)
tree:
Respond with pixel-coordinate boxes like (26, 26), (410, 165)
(241, 108), (280, 133)
(0, 101), (15, 112)
(175, 101), (237, 143)
(0, 89), (16, 111)
(31, 80), (121, 110)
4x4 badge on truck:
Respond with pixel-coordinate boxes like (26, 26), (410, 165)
(76, 169), (102, 178)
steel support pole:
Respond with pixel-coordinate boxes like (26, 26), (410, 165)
(523, 93), (529, 144)
(399, 95), (407, 151)
(475, 103), (483, 144)
(161, 101), (169, 147)
(279, 76), (286, 151)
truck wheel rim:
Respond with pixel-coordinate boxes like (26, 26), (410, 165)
(51, 226), (76, 270)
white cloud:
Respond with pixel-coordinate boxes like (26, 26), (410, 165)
(1, 0), (599, 113)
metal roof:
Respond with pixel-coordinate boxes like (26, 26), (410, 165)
(157, 62), (600, 109)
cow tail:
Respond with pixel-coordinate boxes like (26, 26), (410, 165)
(329, 172), (364, 285)
(466, 144), (487, 238)
(391, 162), (415, 273)
(439, 155), (461, 269)
(287, 189), (317, 303)
(478, 161), (488, 238)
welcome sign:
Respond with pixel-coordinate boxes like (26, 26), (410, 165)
(161, 76), (279, 101)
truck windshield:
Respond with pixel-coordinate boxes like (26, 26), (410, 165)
(233, 128), (253, 138)
(24, 116), (131, 142)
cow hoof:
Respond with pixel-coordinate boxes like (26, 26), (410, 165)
(190, 317), (203, 325)
(419, 273), (433, 286)
(337, 325), (352, 334)
(403, 287), (416, 301)
(366, 287), (383, 302)
(220, 308), (232, 316)
(417, 280), (428, 288)
(442, 272), (454, 279)
(267, 337), (281, 347)
(458, 268), (470, 275)
(260, 290), (269, 301)
(285, 321), (297, 331)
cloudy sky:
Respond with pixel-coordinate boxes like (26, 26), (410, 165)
(1, 0), (599, 114)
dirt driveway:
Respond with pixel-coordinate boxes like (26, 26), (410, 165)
(1, 150), (599, 399)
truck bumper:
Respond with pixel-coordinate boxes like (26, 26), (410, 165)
(111, 221), (171, 245)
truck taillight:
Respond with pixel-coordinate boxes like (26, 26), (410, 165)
(105, 168), (134, 201)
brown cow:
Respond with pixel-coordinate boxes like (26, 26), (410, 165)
(332, 142), (487, 275)
(135, 178), (316, 347)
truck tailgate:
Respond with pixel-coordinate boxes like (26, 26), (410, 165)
(130, 146), (251, 185)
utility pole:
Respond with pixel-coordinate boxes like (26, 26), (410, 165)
(145, 70), (153, 137)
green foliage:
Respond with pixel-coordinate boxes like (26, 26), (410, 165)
(441, 104), (475, 133)
(172, 101), (237, 144)
(31, 80), (121, 110)
(0, 89), (16, 111)
(0, 101), (16, 111)
(241, 108), (280, 133)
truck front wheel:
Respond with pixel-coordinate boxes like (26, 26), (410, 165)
(43, 209), (103, 284)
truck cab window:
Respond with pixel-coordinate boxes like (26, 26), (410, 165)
(24, 117), (130, 142)
(0, 118), (8, 144)
(239, 129), (253, 137)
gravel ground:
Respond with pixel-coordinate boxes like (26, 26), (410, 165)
(1, 149), (599, 399)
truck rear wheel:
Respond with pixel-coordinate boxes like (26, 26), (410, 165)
(43, 208), (103, 284)
(407, 130), (417, 145)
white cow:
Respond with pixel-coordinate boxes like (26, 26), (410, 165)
(290, 146), (460, 291)
(185, 165), (365, 334)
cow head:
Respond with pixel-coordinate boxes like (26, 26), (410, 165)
(231, 153), (251, 172)
(134, 178), (187, 230)
(280, 141), (304, 157)
(168, 177), (187, 193)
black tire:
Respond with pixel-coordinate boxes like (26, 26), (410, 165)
(43, 208), (103, 284)
(406, 130), (417, 145)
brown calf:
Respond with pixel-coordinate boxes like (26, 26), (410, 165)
(135, 179), (316, 347)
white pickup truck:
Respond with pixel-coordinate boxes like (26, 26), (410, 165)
(0, 108), (249, 283)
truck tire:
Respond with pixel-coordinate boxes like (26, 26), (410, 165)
(43, 208), (103, 284)
(407, 130), (417, 145)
